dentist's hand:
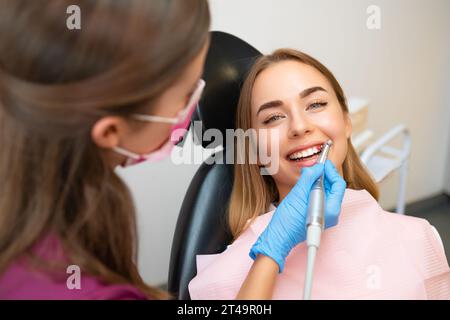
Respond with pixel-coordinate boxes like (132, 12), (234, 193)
(249, 160), (346, 272)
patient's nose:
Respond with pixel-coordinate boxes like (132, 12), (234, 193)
(287, 108), (313, 139)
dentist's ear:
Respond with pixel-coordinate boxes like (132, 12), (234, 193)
(91, 116), (125, 149)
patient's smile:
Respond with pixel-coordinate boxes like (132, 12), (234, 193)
(286, 142), (327, 169)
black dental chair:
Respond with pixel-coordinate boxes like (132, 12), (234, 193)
(168, 31), (262, 300)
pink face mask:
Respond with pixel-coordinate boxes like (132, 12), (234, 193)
(113, 79), (205, 167)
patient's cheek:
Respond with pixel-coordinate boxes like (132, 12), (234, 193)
(313, 106), (347, 136)
(314, 117), (344, 140)
(257, 128), (281, 158)
(312, 115), (348, 166)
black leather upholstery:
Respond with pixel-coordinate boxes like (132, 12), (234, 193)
(168, 31), (262, 300)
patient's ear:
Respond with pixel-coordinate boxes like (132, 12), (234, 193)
(344, 112), (352, 139)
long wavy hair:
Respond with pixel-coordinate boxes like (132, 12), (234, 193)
(228, 48), (379, 239)
(0, 0), (210, 299)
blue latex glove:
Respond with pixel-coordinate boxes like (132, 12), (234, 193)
(249, 160), (347, 272)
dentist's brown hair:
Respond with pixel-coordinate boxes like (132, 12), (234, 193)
(0, 0), (210, 298)
(228, 48), (379, 239)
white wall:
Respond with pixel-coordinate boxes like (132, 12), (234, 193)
(118, 0), (450, 285)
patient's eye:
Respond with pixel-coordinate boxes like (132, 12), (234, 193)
(263, 114), (285, 124)
(307, 101), (328, 111)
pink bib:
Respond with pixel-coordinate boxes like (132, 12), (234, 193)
(189, 189), (450, 299)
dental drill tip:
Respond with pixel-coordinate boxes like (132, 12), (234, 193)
(318, 140), (332, 164)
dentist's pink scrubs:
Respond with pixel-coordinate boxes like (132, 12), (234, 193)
(0, 235), (147, 300)
(189, 189), (450, 300)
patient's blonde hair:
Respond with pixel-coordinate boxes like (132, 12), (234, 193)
(228, 48), (379, 239)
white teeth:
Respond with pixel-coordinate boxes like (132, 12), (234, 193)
(289, 146), (321, 160)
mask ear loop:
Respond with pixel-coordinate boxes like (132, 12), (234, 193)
(132, 114), (178, 124)
(112, 146), (142, 160)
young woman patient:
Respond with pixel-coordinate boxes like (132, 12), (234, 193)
(189, 49), (449, 299)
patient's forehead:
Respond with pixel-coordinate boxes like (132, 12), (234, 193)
(251, 60), (333, 111)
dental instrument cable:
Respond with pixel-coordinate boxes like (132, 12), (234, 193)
(303, 139), (333, 300)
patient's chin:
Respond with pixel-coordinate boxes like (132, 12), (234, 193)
(271, 171), (299, 192)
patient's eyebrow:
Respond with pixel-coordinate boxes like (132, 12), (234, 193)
(256, 86), (327, 115)
(300, 86), (327, 98)
(256, 100), (283, 115)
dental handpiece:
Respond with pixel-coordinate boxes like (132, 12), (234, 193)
(303, 139), (333, 300)
(306, 140), (333, 231)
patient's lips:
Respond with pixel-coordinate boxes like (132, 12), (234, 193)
(290, 153), (321, 169)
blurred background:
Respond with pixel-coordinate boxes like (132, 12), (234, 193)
(115, 0), (450, 286)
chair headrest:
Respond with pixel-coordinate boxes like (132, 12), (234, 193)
(196, 31), (262, 148)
